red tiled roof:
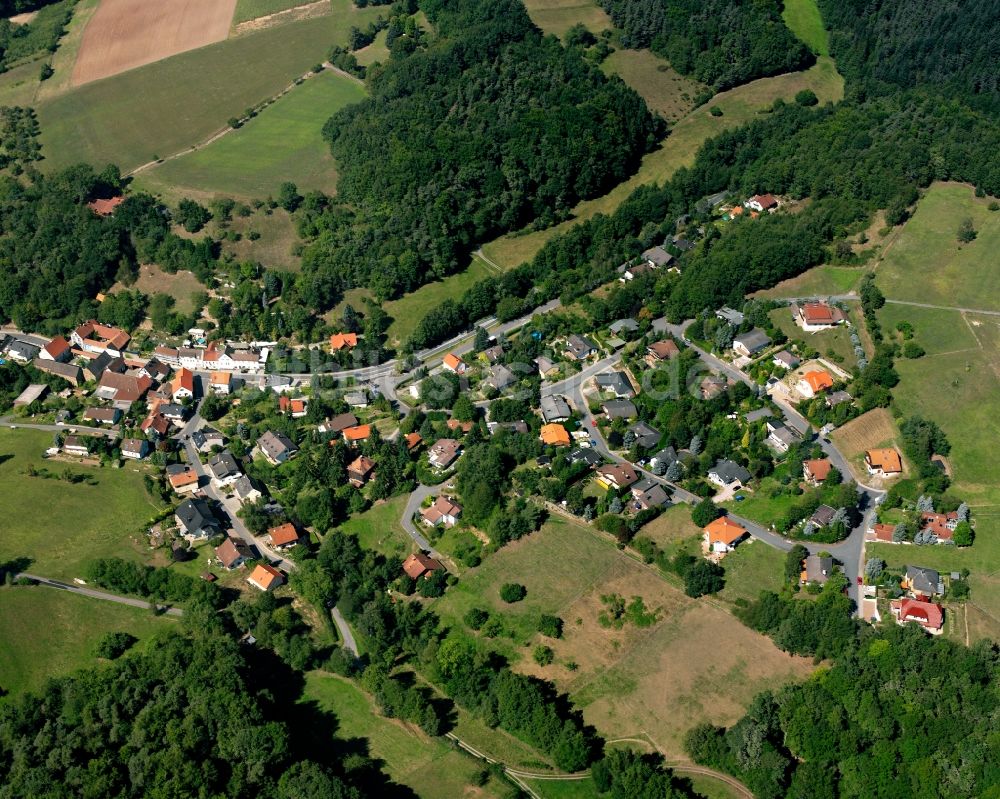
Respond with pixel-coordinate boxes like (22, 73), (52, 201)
(248, 564), (284, 590)
(268, 523), (300, 547)
(866, 448), (902, 474)
(343, 424), (371, 443)
(648, 340), (679, 360)
(404, 432), (422, 451)
(872, 523), (895, 542)
(892, 598), (943, 630)
(920, 511), (958, 539)
(329, 332), (358, 350)
(802, 371), (834, 393)
(87, 196), (125, 216)
(804, 458), (832, 482)
(442, 353), (464, 370)
(172, 368), (195, 394)
(705, 516), (747, 546)
(403, 552), (443, 580)
(43, 336), (71, 359)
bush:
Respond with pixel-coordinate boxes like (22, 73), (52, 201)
(537, 614), (563, 638)
(903, 342), (925, 359)
(533, 645), (554, 666)
(709, 105), (723, 117)
(952, 521), (974, 547)
(691, 498), (721, 528)
(464, 607), (490, 630)
(683, 559), (725, 597)
(795, 88), (818, 106)
(94, 631), (137, 660)
(499, 583), (527, 603)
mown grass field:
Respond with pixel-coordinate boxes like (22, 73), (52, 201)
(136, 69), (363, 200)
(337, 495), (412, 559)
(303, 671), (511, 799)
(111, 265), (204, 314)
(0, 586), (177, 697)
(354, 28), (389, 66)
(756, 265), (864, 299)
(481, 56), (844, 270)
(522, 0), (611, 37)
(433, 515), (812, 758)
(781, 0), (830, 56)
(601, 49), (706, 123)
(233, 0), (307, 25)
(875, 182), (1000, 311)
(37, 0), (382, 172)
(717, 539), (787, 604)
(0, 428), (166, 581)
(384, 255), (494, 344)
(223, 209), (303, 271)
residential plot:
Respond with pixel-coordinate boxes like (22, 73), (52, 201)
(71, 0), (238, 86)
(0, 429), (166, 581)
(136, 69), (365, 200)
(830, 408), (907, 486)
(875, 182), (1000, 312)
(0, 587), (177, 697)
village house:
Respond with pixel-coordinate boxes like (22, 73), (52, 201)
(903, 565), (944, 597)
(229, 477), (259, 507)
(279, 396), (308, 418)
(595, 463), (639, 490)
(428, 438), (462, 469)
(81, 352), (118, 382)
(71, 320), (130, 357)
(744, 407), (774, 424)
(803, 458), (832, 485)
(595, 371), (635, 398)
(319, 413), (358, 435)
(329, 332), (358, 351)
(215, 537), (252, 570)
(6, 340), (39, 362)
(404, 432), (422, 452)
(801, 554), (834, 585)
(920, 511), (959, 541)
(641, 245), (674, 269)
(826, 390), (853, 408)
(257, 430), (298, 465)
(708, 459), (752, 489)
(268, 523), (302, 550)
(703, 516), (748, 554)
(140, 412), (170, 439)
(535, 356), (559, 379)
(486, 363), (517, 392)
(772, 350), (800, 370)
(168, 465), (200, 495)
(865, 448), (902, 477)
(715, 307), (744, 326)
(744, 193), (779, 212)
(540, 395), (571, 423)
(564, 334), (598, 361)
(649, 446), (678, 472)
(33, 358), (82, 386)
(481, 344), (504, 364)
(699, 374), (729, 400)
(170, 368), (196, 401)
(344, 390), (369, 409)
(342, 424), (372, 445)
(602, 399), (637, 420)
(618, 261), (653, 282)
(247, 564), (285, 592)
(796, 370), (834, 398)
(87, 196), (124, 216)
(192, 427), (225, 453)
(175, 498), (220, 540)
(766, 419), (799, 453)
(421, 495), (463, 528)
(869, 522), (896, 543)
(732, 328), (771, 357)
(403, 552), (444, 580)
(158, 403), (187, 424)
(645, 339), (679, 366)
(62, 435), (90, 457)
(805, 504), (838, 533)
(628, 480), (669, 512)
(539, 423), (571, 447)
(609, 318), (640, 337)
(347, 455), (376, 488)
(442, 352), (466, 374)
(890, 598), (943, 634)
(208, 450), (243, 488)
(140, 358), (171, 382)
(40, 336), (72, 362)
(570, 447), (604, 468)
(121, 438), (149, 460)
(629, 421), (661, 450)
(83, 407), (121, 425)
(95, 371), (153, 408)
(793, 301), (847, 332)
(487, 420), (529, 436)
(210, 371), (232, 395)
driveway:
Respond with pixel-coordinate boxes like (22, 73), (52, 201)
(401, 483), (441, 557)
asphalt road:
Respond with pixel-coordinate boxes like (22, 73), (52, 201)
(400, 482), (441, 557)
(16, 573), (184, 616)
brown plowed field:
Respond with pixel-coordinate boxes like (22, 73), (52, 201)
(72, 0), (237, 86)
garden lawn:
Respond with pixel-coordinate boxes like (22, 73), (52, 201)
(0, 586), (177, 697)
(337, 495), (412, 558)
(354, 28), (389, 67)
(136, 69), (363, 200)
(875, 182), (1000, 312)
(481, 56), (843, 270)
(767, 304), (859, 365)
(717, 539), (787, 605)
(755, 265), (863, 299)
(0, 428), (167, 580)
(303, 671), (510, 799)
(37, 0), (382, 172)
(722, 478), (802, 529)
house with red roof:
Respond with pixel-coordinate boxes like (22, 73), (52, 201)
(247, 564), (285, 592)
(40, 336), (72, 363)
(796, 370), (834, 398)
(442, 352), (466, 374)
(87, 196), (125, 217)
(171, 368), (195, 401)
(71, 320), (130, 356)
(329, 332), (358, 351)
(268, 523), (302, 550)
(421, 496), (463, 528)
(744, 194), (778, 212)
(402, 552), (443, 580)
(793, 301), (847, 332)
(890, 598), (944, 634)
(803, 458), (832, 486)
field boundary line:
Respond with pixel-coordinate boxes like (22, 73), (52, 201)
(232, 0), (330, 36)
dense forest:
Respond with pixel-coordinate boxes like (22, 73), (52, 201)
(817, 0), (1000, 112)
(598, 0), (812, 89)
(0, 0), (74, 71)
(299, 0), (660, 304)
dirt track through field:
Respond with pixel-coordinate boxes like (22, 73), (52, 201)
(72, 0), (238, 86)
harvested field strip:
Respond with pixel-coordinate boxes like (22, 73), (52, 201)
(71, 0), (238, 86)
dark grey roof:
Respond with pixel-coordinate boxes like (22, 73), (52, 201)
(710, 459), (751, 485)
(7, 340), (39, 360)
(733, 328), (771, 354)
(569, 447), (603, 467)
(906, 566), (944, 595)
(650, 446), (677, 467)
(715, 307), (744, 325)
(744, 407), (774, 423)
(810, 504), (837, 527)
(565, 334), (597, 359)
(488, 363), (517, 390)
(629, 421), (661, 450)
(632, 484), (669, 509)
(826, 390), (853, 407)
(602, 399), (637, 419)
(672, 236), (694, 252)
(609, 318), (640, 335)
(642, 246), (674, 267)
(208, 450), (242, 480)
(805, 554), (834, 583)
(234, 475), (260, 500)
(596, 371), (634, 397)
(159, 403), (186, 418)
(175, 498), (218, 535)
(258, 430), (297, 460)
(540, 395), (571, 422)
(33, 358), (82, 383)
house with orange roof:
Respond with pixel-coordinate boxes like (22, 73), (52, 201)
(70, 320), (130, 356)
(539, 423), (571, 447)
(402, 552), (443, 580)
(794, 301), (846, 331)
(865, 448), (902, 477)
(703, 516), (748, 554)
(803, 458), (832, 485)
(890, 597), (943, 634)
(421, 495), (463, 528)
(40, 336), (72, 363)
(329, 332), (358, 351)
(868, 522), (896, 543)
(169, 467), (200, 495)
(347, 455), (376, 487)
(442, 352), (466, 374)
(279, 396), (308, 418)
(267, 523), (302, 550)
(210, 371), (232, 395)
(796, 370), (834, 398)
(87, 196), (125, 217)
(342, 424), (372, 445)
(404, 432), (422, 452)
(171, 368), (195, 401)
(247, 564), (285, 592)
